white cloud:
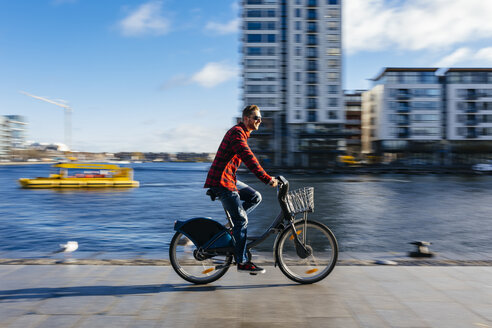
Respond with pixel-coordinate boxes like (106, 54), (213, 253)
(190, 62), (238, 88)
(475, 47), (492, 62)
(205, 19), (240, 35)
(161, 62), (238, 90)
(435, 47), (492, 67)
(155, 124), (223, 152)
(344, 0), (492, 54)
(118, 1), (170, 37)
(434, 47), (472, 67)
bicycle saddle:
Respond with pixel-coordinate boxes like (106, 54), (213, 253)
(206, 189), (217, 201)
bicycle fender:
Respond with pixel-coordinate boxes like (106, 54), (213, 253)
(174, 217), (230, 248)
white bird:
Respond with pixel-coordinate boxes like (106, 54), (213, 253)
(53, 241), (78, 254)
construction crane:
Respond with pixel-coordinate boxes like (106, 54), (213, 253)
(20, 91), (72, 151)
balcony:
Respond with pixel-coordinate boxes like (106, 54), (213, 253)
(306, 64), (317, 71)
(397, 128), (410, 138)
(345, 119), (361, 125)
(396, 94), (411, 100)
(397, 107), (410, 113)
(306, 26), (317, 33)
(307, 10), (317, 20)
(466, 90), (478, 100)
(299, 127), (346, 138)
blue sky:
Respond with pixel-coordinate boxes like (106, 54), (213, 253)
(1, 0), (492, 153)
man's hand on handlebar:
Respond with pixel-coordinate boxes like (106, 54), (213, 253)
(268, 177), (279, 188)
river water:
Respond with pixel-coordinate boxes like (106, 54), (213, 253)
(1, 163), (491, 258)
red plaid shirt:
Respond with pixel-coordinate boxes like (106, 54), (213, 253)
(204, 122), (272, 191)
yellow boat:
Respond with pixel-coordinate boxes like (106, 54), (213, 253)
(18, 163), (139, 188)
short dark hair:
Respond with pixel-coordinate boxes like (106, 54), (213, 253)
(242, 105), (259, 119)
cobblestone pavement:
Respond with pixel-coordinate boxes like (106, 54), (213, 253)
(1, 265), (491, 328)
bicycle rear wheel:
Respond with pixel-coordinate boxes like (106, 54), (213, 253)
(275, 220), (338, 284)
(169, 232), (233, 284)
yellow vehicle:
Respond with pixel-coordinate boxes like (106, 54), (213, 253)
(337, 155), (361, 165)
(18, 163), (139, 188)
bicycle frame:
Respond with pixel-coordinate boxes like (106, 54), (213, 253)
(198, 175), (310, 263)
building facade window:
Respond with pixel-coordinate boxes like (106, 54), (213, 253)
(246, 85), (277, 93)
(325, 9), (339, 17)
(245, 72), (277, 81)
(307, 34), (318, 45)
(307, 98), (318, 109)
(307, 85), (317, 96)
(246, 47), (276, 55)
(307, 72), (318, 84)
(307, 9), (317, 20)
(245, 59), (277, 69)
(327, 59), (338, 67)
(246, 10), (276, 17)
(307, 22), (317, 32)
(307, 60), (317, 71)
(306, 47), (317, 57)
(327, 48), (340, 55)
(327, 72), (339, 82)
(327, 34), (339, 41)
(328, 110), (338, 119)
(327, 85), (337, 94)
(307, 111), (317, 121)
(327, 21), (338, 30)
(247, 34), (276, 43)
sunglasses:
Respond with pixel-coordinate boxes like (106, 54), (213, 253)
(251, 115), (262, 121)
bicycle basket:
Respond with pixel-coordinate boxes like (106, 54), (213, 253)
(285, 187), (314, 215)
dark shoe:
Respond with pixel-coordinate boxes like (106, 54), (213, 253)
(237, 262), (266, 274)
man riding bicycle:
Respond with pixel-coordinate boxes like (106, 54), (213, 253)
(205, 105), (278, 274)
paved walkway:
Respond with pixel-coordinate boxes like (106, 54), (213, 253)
(1, 265), (491, 328)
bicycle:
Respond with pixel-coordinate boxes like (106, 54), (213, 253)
(169, 176), (338, 284)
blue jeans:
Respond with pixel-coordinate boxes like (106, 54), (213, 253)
(211, 181), (262, 264)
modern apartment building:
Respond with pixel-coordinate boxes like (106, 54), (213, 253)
(241, 0), (343, 168)
(445, 68), (492, 141)
(362, 67), (492, 164)
(362, 68), (443, 160)
(0, 115), (27, 159)
(344, 90), (364, 155)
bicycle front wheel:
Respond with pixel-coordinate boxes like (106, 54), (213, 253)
(275, 220), (338, 284)
(169, 232), (233, 284)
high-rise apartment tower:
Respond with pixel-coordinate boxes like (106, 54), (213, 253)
(241, 0), (343, 168)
